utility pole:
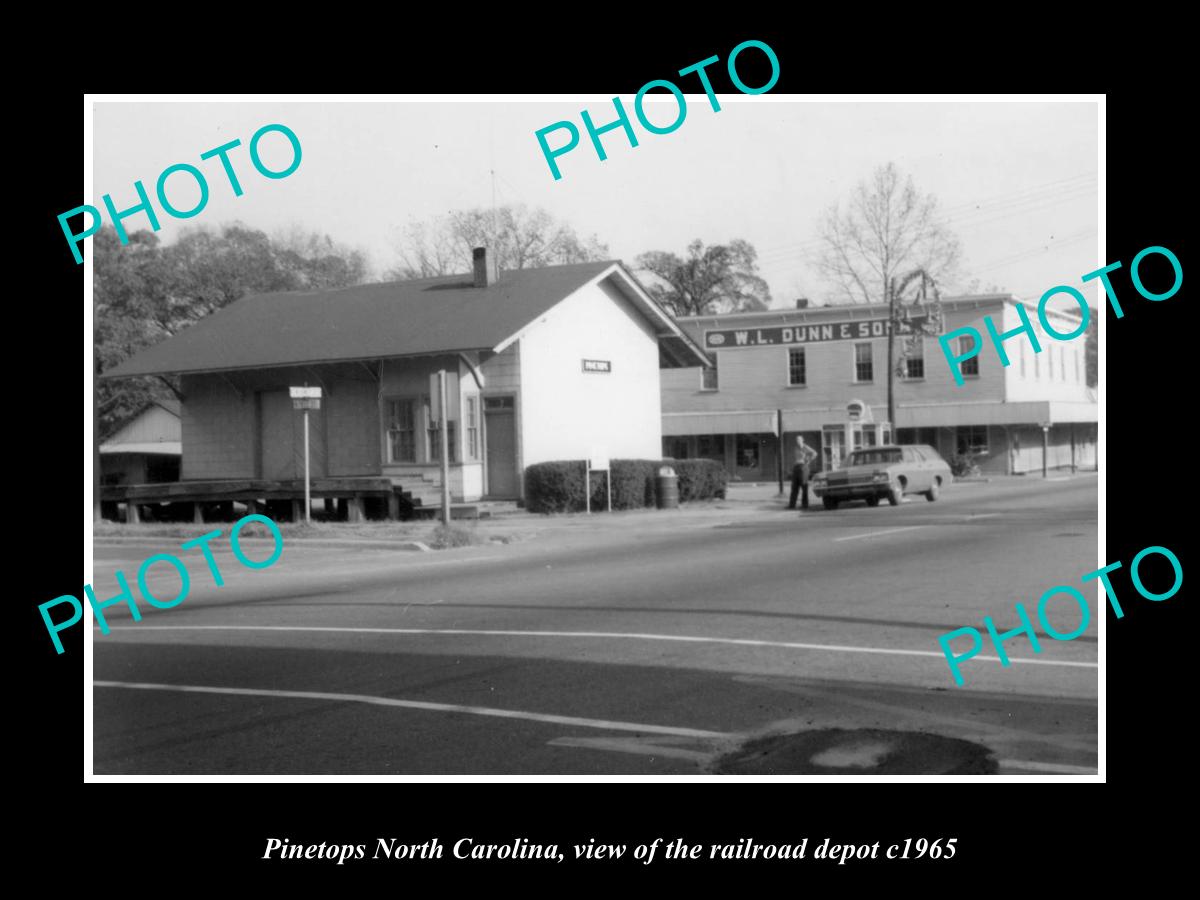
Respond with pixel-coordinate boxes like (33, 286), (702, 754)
(439, 369), (451, 527)
(886, 277), (896, 434)
(303, 402), (311, 523)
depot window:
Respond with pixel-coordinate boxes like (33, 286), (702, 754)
(425, 396), (458, 464)
(701, 354), (719, 391)
(386, 398), (417, 463)
(956, 425), (989, 455)
(787, 347), (807, 386)
(465, 396), (479, 461)
(853, 342), (873, 383)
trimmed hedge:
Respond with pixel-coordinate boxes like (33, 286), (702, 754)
(524, 458), (728, 513)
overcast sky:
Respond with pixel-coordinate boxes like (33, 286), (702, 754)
(92, 99), (1099, 308)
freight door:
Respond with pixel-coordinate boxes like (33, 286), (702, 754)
(259, 389), (328, 480)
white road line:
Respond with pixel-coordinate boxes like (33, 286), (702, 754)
(832, 526), (927, 542)
(92, 681), (726, 739)
(99, 625), (1098, 670)
(998, 759), (1097, 775)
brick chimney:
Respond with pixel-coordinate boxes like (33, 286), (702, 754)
(473, 247), (499, 288)
(795, 297), (810, 309)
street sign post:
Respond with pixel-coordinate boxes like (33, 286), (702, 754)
(586, 449), (611, 514)
(289, 386), (323, 522)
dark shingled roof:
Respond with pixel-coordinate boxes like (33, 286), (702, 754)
(105, 261), (617, 377)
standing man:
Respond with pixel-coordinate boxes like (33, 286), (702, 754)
(788, 435), (818, 511)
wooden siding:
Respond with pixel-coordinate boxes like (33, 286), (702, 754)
(181, 364), (381, 481)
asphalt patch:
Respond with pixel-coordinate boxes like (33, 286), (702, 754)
(712, 728), (998, 775)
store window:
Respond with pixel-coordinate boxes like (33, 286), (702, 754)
(854, 342), (873, 383)
(696, 435), (722, 461)
(386, 398), (417, 463)
(788, 347), (807, 386)
(959, 336), (979, 378)
(956, 425), (989, 455)
(736, 435), (760, 469)
(904, 339), (925, 379)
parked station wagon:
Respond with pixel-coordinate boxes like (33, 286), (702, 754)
(810, 444), (952, 509)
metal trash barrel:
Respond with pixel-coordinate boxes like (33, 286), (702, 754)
(657, 465), (679, 509)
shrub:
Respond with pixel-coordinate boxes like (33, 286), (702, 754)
(525, 458), (729, 512)
(950, 453), (983, 477)
(670, 459), (728, 502)
(429, 523), (481, 549)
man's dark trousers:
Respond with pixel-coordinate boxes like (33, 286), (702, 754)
(788, 462), (810, 509)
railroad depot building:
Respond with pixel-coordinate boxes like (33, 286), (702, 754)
(103, 250), (708, 519)
(661, 295), (1098, 480)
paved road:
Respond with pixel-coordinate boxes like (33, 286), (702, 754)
(90, 475), (1099, 775)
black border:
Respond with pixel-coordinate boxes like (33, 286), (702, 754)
(23, 23), (1186, 886)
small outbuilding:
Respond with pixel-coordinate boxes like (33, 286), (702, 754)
(99, 398), (182, 486)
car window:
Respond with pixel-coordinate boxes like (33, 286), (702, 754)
(853, 449), (902, 465)
(910, 448), (926, 462)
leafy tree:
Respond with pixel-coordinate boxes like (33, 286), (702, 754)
(386, 204), (608, 280)
(816, 162), (961, 306)
(94, 222), (369, 439)
(634, 239), (771, 317)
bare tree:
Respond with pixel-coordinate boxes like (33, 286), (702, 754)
(386, 221), (462, 280)
(386, 204), (609, 280)
(636, 239), (772, 317)
(817, 162), (961, 306)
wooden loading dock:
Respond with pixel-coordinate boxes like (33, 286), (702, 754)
(99, 476), (478, 523)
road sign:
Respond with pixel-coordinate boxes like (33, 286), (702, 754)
(289, 386), (322, 524)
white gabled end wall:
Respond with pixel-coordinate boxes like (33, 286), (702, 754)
(517, 275), (664, 467)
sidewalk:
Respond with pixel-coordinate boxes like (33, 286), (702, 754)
(92, 474), (1095, 551)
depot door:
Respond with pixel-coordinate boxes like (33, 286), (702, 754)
(484, 396), (518, 498)
(259, 390), (327, 480)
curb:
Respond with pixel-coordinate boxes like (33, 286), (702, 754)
(94, 536), (433, 552)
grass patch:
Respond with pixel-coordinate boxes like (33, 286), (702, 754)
(428, 523), (486, 549)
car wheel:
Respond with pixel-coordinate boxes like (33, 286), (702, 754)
(866, 496), (880, 507)
(823, 497), (839, 511)
(925, 481), (940, 502)
(887, 487), (901, 506)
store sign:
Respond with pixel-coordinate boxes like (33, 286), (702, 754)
(705, 316), (930, 349)
(582, 359), (612, 373)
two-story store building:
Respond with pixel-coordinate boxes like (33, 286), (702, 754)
(661, 294), (1098, 480)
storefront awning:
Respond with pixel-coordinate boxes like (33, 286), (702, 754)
(895, 400), (1097, 427)
(662, 411), (779, 436)
(99, 441), (182, 455)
